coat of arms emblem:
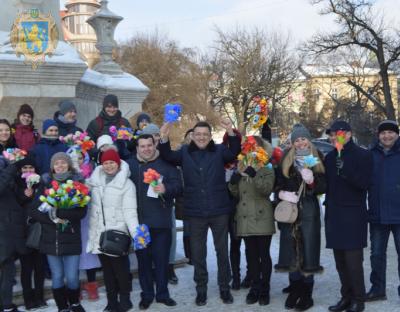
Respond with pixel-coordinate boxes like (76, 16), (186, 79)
(10, 9), (58, 69)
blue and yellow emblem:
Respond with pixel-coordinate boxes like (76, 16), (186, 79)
(10, 9), (58, 69)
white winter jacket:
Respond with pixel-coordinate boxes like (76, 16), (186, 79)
(86, 160), (138, 254)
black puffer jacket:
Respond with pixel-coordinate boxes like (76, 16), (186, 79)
(86, 110), (131, 142)
(29, 173), (87, 256)
(0, 164), (26, 264)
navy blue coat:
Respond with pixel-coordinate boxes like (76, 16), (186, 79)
(127, 155), (182, 228)
(159, 136), (241, 218)
(368, 138), (400, 224)
(30, 138), (68, 174)
(324, 139), (373, 250)
(54, 111), (83, 137)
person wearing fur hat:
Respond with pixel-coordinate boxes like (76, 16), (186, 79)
(12, 104), (40, 151)
(275, 124), (326, 311)
(228, 135), (275, 306)
(30, 152), (87, 312)
(54, 100), (83, 137)
(86, 148), (138, 312)
(86, 94), (131, 142)
(14, 154), (47, 310)
(324, 120), (373, 312)
(366, 120), (400, 303)
(30, 120), (68, 174)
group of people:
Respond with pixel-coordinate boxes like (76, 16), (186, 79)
(0, 94), (399, 312)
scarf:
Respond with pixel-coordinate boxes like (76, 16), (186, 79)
(52, 171), (73, 182)
(294, 148), (311, 170)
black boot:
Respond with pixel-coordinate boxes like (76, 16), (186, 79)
(231, 276), (241, 291)
(168, 264), (178, 285)
(67, 288), (85, 312)
(295, 281), (314, 311)
(34, 287), (48, 308)
(246, 288), (259, 304)
(285, 280), (302, 309)
(259, 284), (270, 306)
(52, 287), (70, 312)
(240, 275), (251, 289)
(23, 289), (38, 310)
(183, 236), (192, 265)
(119, 293), (133, 312)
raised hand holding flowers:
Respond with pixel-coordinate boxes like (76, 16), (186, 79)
(164, 103), (182, 123)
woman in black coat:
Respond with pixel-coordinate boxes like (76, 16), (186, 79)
(30, 152), (87, 312)
(275, 124), (326, 311)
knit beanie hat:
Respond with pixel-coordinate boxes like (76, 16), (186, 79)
(59, 100), (76, 116)
(17, 104), (34, 119)
(141, 123), (160, 135)
(15, 153), (36, 170)
(100, 148), (121, 167)
(103, 94), (119, 109)
(50, 152), (73, 171)
(96, 135), (113, 150)
(42, 119), (58, 135)
(378, 120), (399, 134)
(136, 113), (152, 127)
(291, 124), (312, 143)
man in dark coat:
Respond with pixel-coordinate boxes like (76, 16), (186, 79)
(159, 119), (241, 306)
(127, 134), (182, 310)
(367, 120), (400, 302)
(86, 94), (131, 142)
(324, 120), (373, 312)
(54, 100), (83, 137)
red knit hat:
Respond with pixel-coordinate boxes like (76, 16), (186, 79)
(100, 149), (121, 167)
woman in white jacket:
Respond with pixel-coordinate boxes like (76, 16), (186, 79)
(86, 148), (138, 312)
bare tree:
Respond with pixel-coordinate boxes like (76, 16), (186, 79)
(306, 0), (400, 120)
(206, 26), (299, 134)
(116, 32), (217, 138)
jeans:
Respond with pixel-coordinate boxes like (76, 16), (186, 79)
(369, 223), (400, 296)
(47, 255), (80, 289)
(136, 228), (172, 301)
(0, 258), (16, 309)
(188, 214), (231, 293)
(169, 211), (177, 264)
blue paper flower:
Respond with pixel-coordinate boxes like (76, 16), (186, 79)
(303, 155), (320, 168)
(164, 103), (182, 123)
(133, 224), (151, 250)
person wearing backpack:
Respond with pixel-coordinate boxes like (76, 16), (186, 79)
(86, 94), (131, 142)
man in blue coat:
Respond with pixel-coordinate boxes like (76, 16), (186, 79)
(324, 121), (373, 312)
(159, 119), (241, 306)
(127, 134), (182, 310)
(367, 120), (400, 302)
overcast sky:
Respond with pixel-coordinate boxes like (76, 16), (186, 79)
(60, 0), (400, 51)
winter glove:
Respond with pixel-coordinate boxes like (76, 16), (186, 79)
(230, 172), (242, 185)
(336, 157), (344, 170)
(300, 168), (314, 184)
(243, 166), (257, 178)
(278, 190), (299, 204)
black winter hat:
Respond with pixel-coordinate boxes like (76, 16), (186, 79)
(378, 120), (399, 134)
(15, 153), (36, 170)
(103, 94), (119, 109)
(136, 113), (152, 127)
(17, 104), (34, 119)
(330, 120), (351, 132)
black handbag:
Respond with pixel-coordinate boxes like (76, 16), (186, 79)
(98, 201), (131, 256)
(26, 221), (42, 250)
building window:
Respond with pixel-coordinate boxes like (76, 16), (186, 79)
(313, 89), (320, 101)
(350, 88), (357, 101)
(331, 88), (338, 99)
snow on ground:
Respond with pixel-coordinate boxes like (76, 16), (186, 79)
(39, 226), (400, 312)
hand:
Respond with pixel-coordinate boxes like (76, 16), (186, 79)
(244, 166), (257, 178)
(38, 202), (52, 213)
(220, 118), (234, 135)
(153, 183), (166, 194)
(24, 188), (34, 198)
(300, 168), (314, 184)
(336, 157), (344, 170)
(160, 123), (172, 141)
(278, 190), (299, 204)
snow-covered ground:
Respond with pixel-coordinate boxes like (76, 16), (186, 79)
(35, 224), (400, 312)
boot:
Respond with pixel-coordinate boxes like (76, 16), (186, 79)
(34, 287), (48, 308)
(246, 288), (259, 304)
(240, 275), (251, 289)
(168, 264), (178, 285)
(295, 281), (314, 311)
(259, 284), (270, 306)
(83, 282), (99, 301)
(285, 280), (302, 309)
(67, 288), (85, 312)
(23, 289), (38, 310)
(183, 236), (192, 265)
(231, 276), (241, 290)
(119, 293), (133, 312)
(52, 287), (70, 312)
